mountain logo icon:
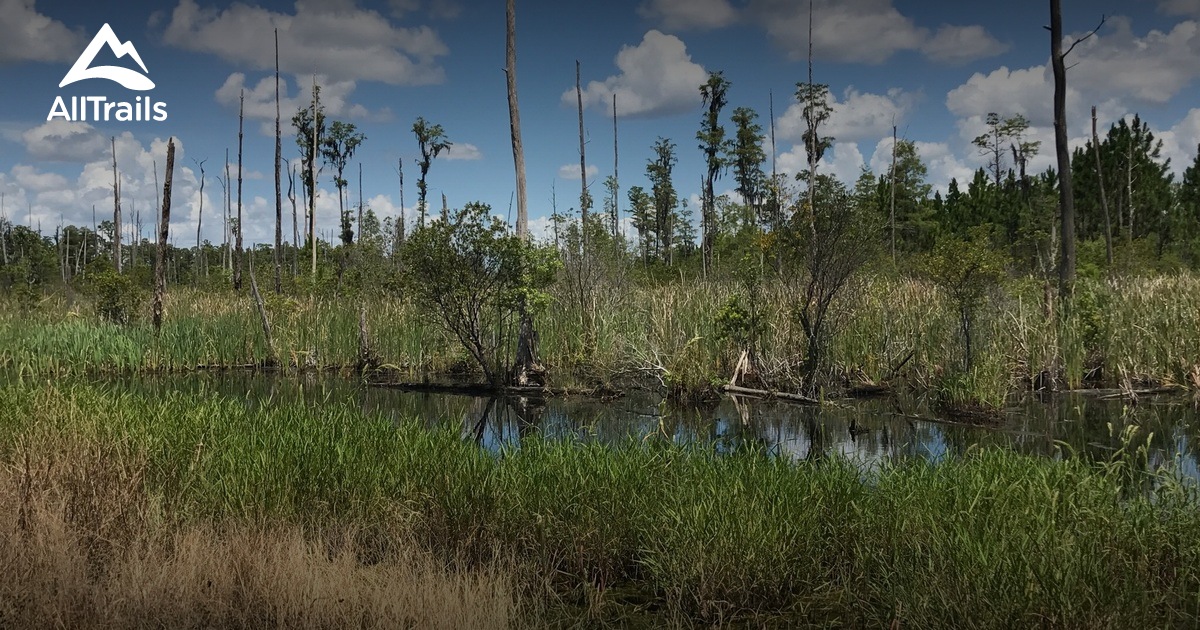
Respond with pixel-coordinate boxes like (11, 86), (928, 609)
(59, 23), (155, 91)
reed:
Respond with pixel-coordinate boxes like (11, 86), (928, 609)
(1, 379), (1198, 626)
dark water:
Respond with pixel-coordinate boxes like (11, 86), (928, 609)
(105, 373), (1200, 479)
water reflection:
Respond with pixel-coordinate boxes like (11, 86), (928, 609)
(105, 373), (1200, 480)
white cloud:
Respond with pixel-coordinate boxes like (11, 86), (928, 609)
(638, 0), (737, 31)
(215, 73), (391, 136)
(1157, 108), (1200, 174)
(568, 30), (708, 118)
(1159, 0), (1200, 17)
(779, 87), (918, 143)
(443, 142), (481, 161)
(10, 164), (67, 192)
(0, 0), (86, 63)
(777, 141), (866, 187)
(163, 0), (448, 85)
(558, 164), (599, 181)
(22, 121), (110, 162)
(921, 25), (1010, 65)
(1067, 17), (1200, 106)
(745, 0), (1004, 65)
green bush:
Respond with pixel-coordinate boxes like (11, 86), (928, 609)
(85, 267), (145, 325)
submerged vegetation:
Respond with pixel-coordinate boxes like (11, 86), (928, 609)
(0, 379), (1198, 627)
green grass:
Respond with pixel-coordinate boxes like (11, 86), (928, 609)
(2, 378), (1199, 626)
(2, 271), (1199, 404)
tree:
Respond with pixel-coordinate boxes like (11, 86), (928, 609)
(1050, 1), (1104, 295)
(234, 89), (245, 291)
(796, 81), (833, 238)
(152, 139), (176, 331)
(1175, 144), (1200, 265)
(780, 174), (877, 390)
(321, 120), (365, 246)
(647, 137), (678, 263)
(925, 227), (1007, 374)
(628, 185), (654, 261)
(402, 202), (558, 386)
(729, 106), (766, 218)
(412, 117), (451, 229)
(698, 71), (731, 273)
(273, 28), (283, 293)
(972, 113), (1037, 187)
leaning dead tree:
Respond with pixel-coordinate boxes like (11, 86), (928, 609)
(152, 138), (176, 331)
(193, 158), (206, 278)
(507, 0), (543, 386)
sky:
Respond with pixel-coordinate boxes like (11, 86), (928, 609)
(1, 0), (1200, 247)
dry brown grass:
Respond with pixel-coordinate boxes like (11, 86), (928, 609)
(0, 437), (517, 629)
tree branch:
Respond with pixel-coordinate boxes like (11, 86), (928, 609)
(1062, 15), (1107, 58)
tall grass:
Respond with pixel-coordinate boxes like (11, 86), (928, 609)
(2, 379), (1198, 626)
(2, 271), (1198, 402)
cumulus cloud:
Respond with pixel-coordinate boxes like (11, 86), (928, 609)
(637, 0), (737, 31)
(777, 142), (867, 187)
(567, 30), (708, 118)
(1159, 0), (1200, 17)
(215, 73), (390, 135)
(744, 0), (1005, 65)
(558, 164), (599, 181)
(22, 121), (111, 162)
(162, 0), (448, 85)
(0, 0), (86, 63)
(443, 142), (481, 161)
(778, 87), (919, 143)
(921, 25), (1010, 65)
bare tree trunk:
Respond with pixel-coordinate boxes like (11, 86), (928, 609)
(153, 138), (176, 331)
(247, 256), (276, 365)
(234, 90), (245, 290)
(274, 28), (283, 294)
(805, 0), (816, 244)
(576, 59), (588, 244)
(224, 150), (231, 271)
(509, 0), (542, 387)
(310, 77), (319, 276)
(394, 158), (405, 262)
(288, 162), (298, 275)
(1051, 0), (1075, 296)
(441, 193), (448, 223)
(357, 162), (363, 243)
(612, 93), (619, 237)
(506, 0), (528, 241)
(195, 160), (206, 281)
(1091, 106), (1113, 266)
(1, 194), (8, 265)
(112, 136), (122, 273)
(1126, 142), (1134, 244)
(890, 124), (897, 262)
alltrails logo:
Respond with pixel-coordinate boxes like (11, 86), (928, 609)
(47, 23), (168, 122)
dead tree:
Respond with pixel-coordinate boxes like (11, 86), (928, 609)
(1049, 1), (1104, 296)
(288, 162), (298, 275)
(1091, 106), (1113, 266)
(508, 0), (543, 386)
(153, 138), (176, 331)
(575, 60), (589, 242)
(193, 158), (206, 279)
(234, 89), (245, 290)
(274, 28), (283, 293)
(112, 136), (121, 273)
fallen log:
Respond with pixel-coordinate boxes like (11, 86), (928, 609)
(721, 384), (820, 405)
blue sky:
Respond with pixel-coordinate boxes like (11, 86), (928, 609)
(2, 0), (1199, 246)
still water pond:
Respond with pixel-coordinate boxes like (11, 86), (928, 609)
(110, 373), (1200, 479)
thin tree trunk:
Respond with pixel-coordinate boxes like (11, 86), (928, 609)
(1, 194), (8, 265)
(1091, 106), (1113, 266)
(357, 162), (363, 243)
(112, 136), (121, 273)
(274, 28), (283, 294)
(441, 193), (448, 223)
(890, 124), (897, 261)
(576, 59), (588, 243)
(234, 90), (245, 290)
(310, 77), (319, 276)
(612, 93), (619, 237)
(506, 0), (528, 241)
(395, 158), (405, 261)
(289, 162), (298, 276)
(195, 160), (205, 281)
(153, 138), (176, 331)
(1050, 0), (1076, 296)
(1126, 142), (1134, 244)
(224, 150), (231, 270)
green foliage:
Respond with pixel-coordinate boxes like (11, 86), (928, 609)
(402, 202), (558, 384)
(924, 227), (1007, 375)
(83, 264), (146, 325)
